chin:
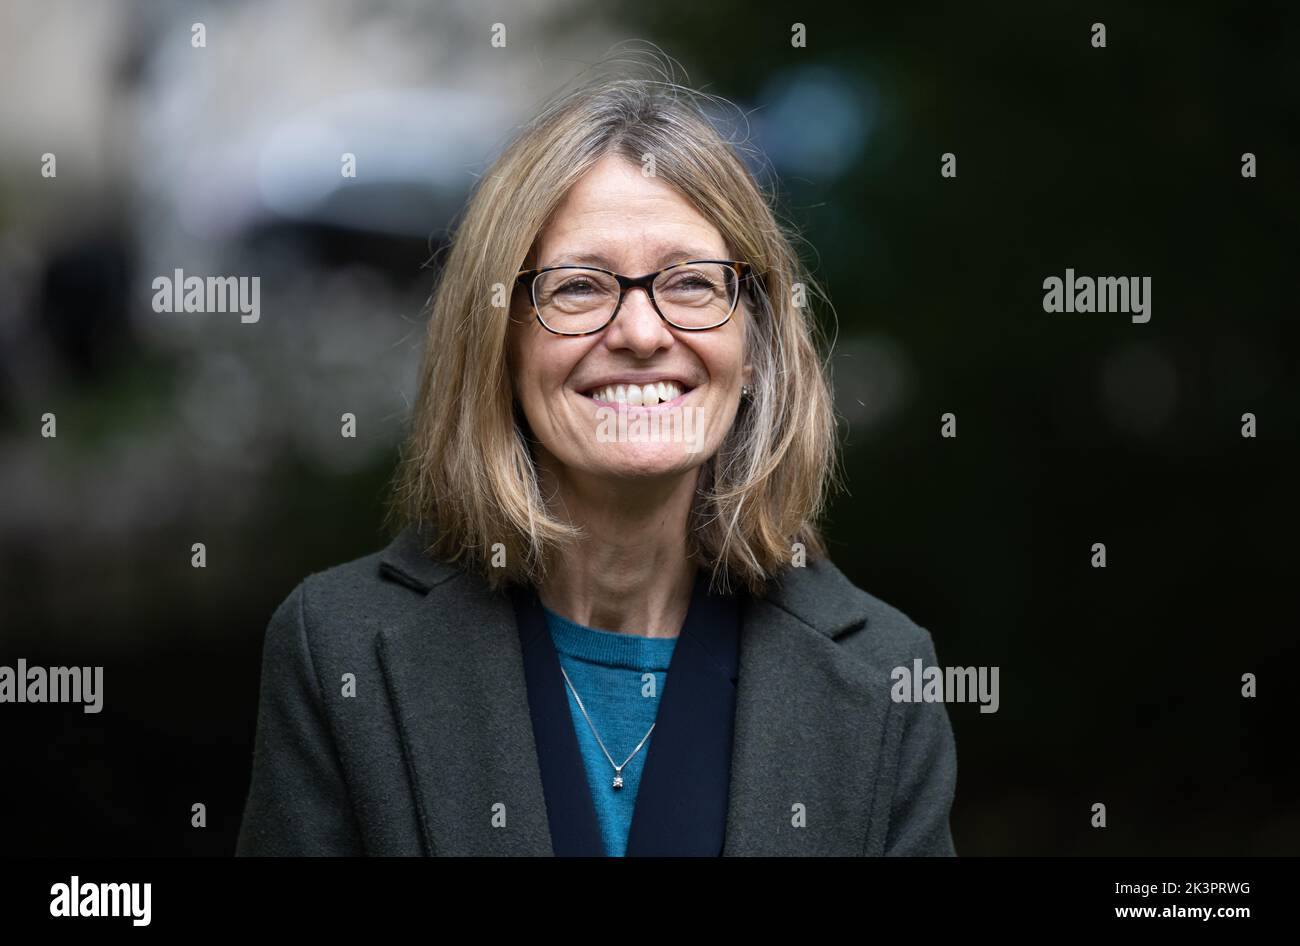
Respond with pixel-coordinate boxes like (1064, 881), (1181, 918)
(588, 445), (703, 479)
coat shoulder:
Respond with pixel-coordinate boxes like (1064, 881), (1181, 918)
(767, 554), (939, 666)
(272, 538), (434, 661)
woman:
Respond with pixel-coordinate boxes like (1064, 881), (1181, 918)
(235, 64), (957, 857)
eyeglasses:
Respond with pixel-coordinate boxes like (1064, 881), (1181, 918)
(516, 259), (751, 336)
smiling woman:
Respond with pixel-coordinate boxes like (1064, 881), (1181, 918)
(235, 52), (958, 858)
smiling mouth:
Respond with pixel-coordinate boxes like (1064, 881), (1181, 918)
(579, 381), (695, 408)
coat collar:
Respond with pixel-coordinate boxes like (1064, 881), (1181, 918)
(376, 523), (883, 856)
(377, 521), (870, 639)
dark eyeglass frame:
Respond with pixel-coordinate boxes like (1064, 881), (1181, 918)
(515, 259), (752, 336)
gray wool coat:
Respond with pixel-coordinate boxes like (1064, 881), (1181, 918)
(235, 524), (958, 856)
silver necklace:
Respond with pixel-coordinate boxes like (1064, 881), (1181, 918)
(558, 664), (655, 790)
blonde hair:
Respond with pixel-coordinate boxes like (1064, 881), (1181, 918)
(389, 49), (843, 597)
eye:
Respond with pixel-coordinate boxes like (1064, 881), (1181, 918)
(660, 270), (722, 294)
(673, 274), (714, 289)
(555, 276), (601, 295)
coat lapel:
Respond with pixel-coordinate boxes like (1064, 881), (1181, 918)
(375, 524), (878, 857)
(375, 527), (552, 855)
(623, 566), (739, 855)
(511, 581), (605, 856)
(721, 568), (884, 855)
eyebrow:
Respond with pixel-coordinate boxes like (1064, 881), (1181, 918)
(540, 247), (723, 272)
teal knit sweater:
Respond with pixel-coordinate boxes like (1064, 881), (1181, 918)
(542, 606), (678, 856)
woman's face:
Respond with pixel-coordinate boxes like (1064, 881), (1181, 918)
(507, 154), (752, 484)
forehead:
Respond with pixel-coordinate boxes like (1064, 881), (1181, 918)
(533, 155), (727, 267)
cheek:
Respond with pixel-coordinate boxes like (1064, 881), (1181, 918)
(507, 311), (547, 392)
(702, 329), (747, 382)
(510, 339), (580, 435)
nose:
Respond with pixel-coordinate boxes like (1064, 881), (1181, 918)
(603, 284), (674, 354)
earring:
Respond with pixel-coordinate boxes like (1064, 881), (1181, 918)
(741, 384), (751, 400)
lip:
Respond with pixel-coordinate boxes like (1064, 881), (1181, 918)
(576, 375), (696, 396)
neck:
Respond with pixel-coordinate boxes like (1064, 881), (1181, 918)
(534, 457), (700, 639)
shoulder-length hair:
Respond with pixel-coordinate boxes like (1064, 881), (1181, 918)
(389, 52), (843, 598)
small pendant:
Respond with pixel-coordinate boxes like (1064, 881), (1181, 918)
(612, 774), (624, 789)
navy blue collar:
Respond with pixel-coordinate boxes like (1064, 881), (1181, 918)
(511, 568), (741, 856)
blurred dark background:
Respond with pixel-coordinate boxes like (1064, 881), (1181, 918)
(0, 0), (1295, 856)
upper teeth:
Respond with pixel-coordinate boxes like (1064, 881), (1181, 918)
(588, 381), (686, 405)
